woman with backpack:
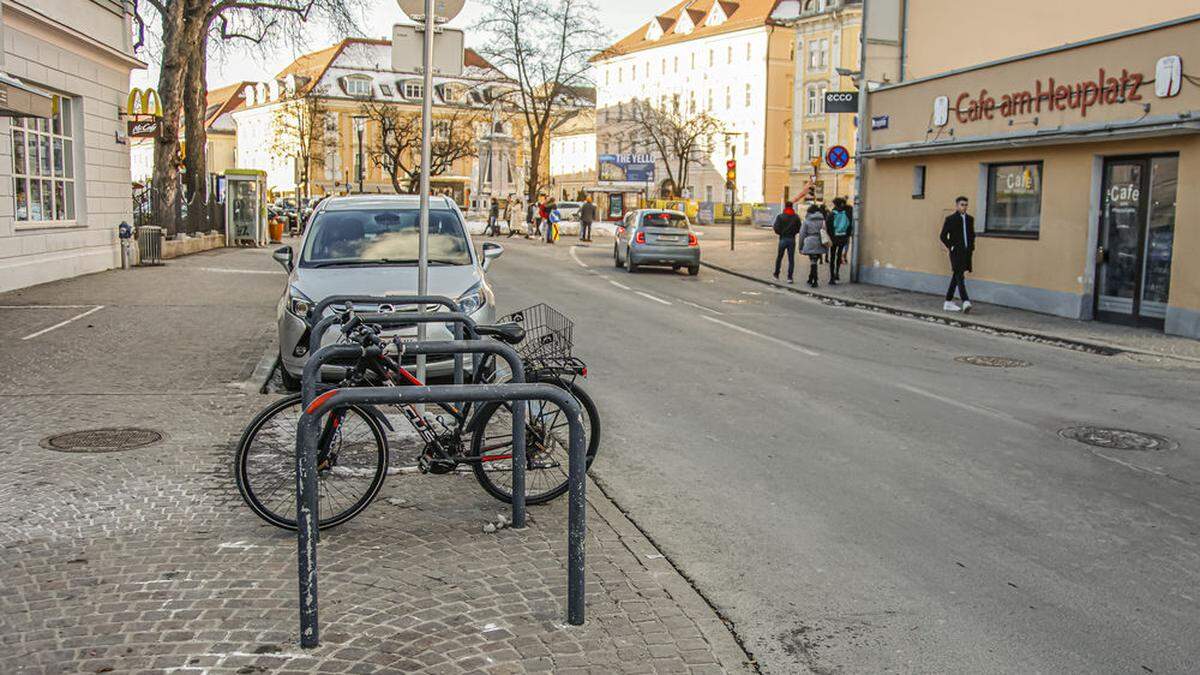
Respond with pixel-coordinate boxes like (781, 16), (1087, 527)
(800, 204), (829, 288)
(828, 197), (853, 284)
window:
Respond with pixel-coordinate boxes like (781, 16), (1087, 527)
(645, 61), (650, 77)
(912, 165), (926, 199)
(806, 84), (828, 115)
(689, 91), (696, 114)
(727, 45), (733, 64)
(13, 97), (75, 223)
(403, 81), (424, 99)
(605, 69), (610, 85)
(744, 83), (752, 107)
(746, 43), (752, 60)
(725, 86), (731, 109)
(808, 38), (828, 70)
(631, 64), (636, 81)
(706, 89), (713, 111)
(662, 59), (667, 74)
(344, 76), (372, 97)
(806, 132), (826, 161)
(691, 53), (696, 69)
(709, 50), (714, 67)
(673, 56), (679, 73)
(985, 162), (1043, 235)
(379, 84), (393, 97)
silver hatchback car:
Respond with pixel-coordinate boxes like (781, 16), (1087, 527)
(613, 209), (700, 275)
(271, 195), (502, 389)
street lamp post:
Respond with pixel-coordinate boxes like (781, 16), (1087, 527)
(352, 115), (367, 194)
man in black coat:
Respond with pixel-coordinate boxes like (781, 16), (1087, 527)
(772, 201), (802, 283)
(579, 195), (597, 242)
(939, 195), (976, 312)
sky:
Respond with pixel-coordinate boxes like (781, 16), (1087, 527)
(131, 0), (667, 90)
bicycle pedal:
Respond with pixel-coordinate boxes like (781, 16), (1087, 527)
(417, 454), (432, 474)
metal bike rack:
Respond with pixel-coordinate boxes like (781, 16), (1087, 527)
(297, 382), (587, 649)
(306, 295), (467, 387)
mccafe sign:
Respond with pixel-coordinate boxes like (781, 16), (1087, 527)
(128, 119), (161, 138)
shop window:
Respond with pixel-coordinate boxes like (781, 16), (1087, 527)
(912, 165), (926, 199)
(985, 162), (1043, 236)
(12, 97), (75, 224)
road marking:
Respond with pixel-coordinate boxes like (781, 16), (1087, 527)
(569, 246), (589, 268)
(0, 304), (95, 309)
(21, 305), (105, 340)
(893, 382), (1038, 431)
(636, 291), (672, 305)
(701, 315), (819, 356)
(609, 280), (631, 290)
(681, 299), (723, 315)
(198, 267), (283, 275)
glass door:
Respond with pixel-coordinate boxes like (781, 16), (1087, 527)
(1095, 156), (1178, 327)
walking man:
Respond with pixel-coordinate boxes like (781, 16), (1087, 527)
(828, 197), (853, 284)
(579, 195), (597, 242)
(486, 198), (500, 236)
(940, 196), (976, 312)
(772, 200), (801, 283)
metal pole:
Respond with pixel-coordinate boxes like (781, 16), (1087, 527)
(356, 126), (364, 194)
(729, 189), (735, 251)
(417, 0), (435, 385)
(850, 0), (870, 284)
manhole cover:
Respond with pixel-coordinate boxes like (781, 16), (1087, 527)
(955, 355), (1032, 368)
(42, 428), (163, 453)
(1058, 427), (1177, 452)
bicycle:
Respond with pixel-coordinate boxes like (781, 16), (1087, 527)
(233, 304), (600, 531)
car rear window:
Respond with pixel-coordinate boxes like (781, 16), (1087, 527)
(301, 208), (471, 266)
(641, 212), (689, 229)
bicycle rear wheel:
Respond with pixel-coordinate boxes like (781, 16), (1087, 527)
(469, 376), (599, 504)
(234, 394), (388, 530)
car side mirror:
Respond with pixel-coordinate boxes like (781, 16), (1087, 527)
(273, 245), (293, 272)
(481, 242), (503, 272)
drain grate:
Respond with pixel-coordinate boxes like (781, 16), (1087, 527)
(956, 355), (1032, 368)
(42, 428), (163, 453)
(1059, 426), (1177, 452)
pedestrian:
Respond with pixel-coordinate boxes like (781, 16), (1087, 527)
(579, 195), (597, 243)
(799, 204), (828, 288)
(535, 194), (549, 238)
(545, 197), (560, 244)
(828, 197), (853, 284)
(486, 198), (500, 236)
(507, 194), (522, 238)
(526, 197), (539, 239)
(771, 200), (802, 283)
(940, 196), (976, 312)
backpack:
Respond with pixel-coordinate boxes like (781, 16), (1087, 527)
(832, 209), (851, 236)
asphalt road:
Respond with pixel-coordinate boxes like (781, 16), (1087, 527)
(486, 235), (1200, 674)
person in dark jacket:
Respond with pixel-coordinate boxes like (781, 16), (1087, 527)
(485, 198), (500, 236)
(772, 201), (802, 283)
(799, 204), (828, 287)
(827, 197), (853, 284)
(579, 195), (597, 242)
(525, 198), (538, 239)
(939, 196), (977, 312)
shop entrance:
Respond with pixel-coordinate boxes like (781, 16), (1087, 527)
(1095, 155), (1178, 328)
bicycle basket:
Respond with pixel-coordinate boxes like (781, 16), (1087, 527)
(499, 303), (574, 360)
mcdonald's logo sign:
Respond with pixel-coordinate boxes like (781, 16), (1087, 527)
(126, 87), (163, 117)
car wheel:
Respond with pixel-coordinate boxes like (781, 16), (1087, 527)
(688, 265), (700, 276)
(278, 357), (301, 392)
(626, 249), (638, 273)
(614, 244), (624, 268)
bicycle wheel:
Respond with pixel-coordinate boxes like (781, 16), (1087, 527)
(469, 376), (600, 504)
(234, 394), (389, 530)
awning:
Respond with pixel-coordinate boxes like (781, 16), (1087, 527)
(0, 72), (53, 118)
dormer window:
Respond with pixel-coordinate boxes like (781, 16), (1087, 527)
(674, 8), (695, 34)
(645, 21), (663, 41)
(402, 80), (424, 99)
(707, 1), (735, 26)
(343, 76), (372, 97)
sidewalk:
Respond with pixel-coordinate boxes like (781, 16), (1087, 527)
(695, 224), (1200, 363)
(0, 248), (753, 674)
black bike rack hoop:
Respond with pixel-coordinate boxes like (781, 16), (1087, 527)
(295, 382), (587, 649)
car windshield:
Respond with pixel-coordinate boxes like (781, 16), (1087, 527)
(301, 208), (472, 267)
(641, 212), (689, 229)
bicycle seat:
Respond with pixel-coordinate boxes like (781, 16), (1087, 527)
(475, 322), (526, 345)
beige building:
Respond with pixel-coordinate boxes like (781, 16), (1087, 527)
(860, 10), (1200, 339)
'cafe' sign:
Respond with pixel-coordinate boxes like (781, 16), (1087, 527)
(951, 68), (1147, 124)
(128, 118), (161, 138)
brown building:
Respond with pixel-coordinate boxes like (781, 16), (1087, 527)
(860, 10), (1200, 339)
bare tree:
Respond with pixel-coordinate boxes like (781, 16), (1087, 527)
(360, 101), (482, 194)
(271, 87), (328, 205)
(474, 0), (605, 203)
(623, 99), (725, 198)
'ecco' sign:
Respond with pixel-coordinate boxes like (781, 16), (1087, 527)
(824, 91), (858, 113)
(953, 68), (1146, 123)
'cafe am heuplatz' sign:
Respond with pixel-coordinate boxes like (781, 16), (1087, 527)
(933, 55), (1183, 126)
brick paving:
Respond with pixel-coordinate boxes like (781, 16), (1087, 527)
(0, 247), (752, 674)
(695, 224), (1200, 363)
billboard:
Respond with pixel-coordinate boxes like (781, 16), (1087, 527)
(599, 153), (655, 183)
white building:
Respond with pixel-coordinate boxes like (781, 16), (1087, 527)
(594, 0), (798, 209)
(0, 1), (143, 293)
(548, 108), (596, 201)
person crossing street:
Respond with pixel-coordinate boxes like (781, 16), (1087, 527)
(940, 196), (977, 313)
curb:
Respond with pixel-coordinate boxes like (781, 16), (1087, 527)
(587, 475), (758, 674)
(233, 341), (280, 393)
(701, 261), (1200, 364)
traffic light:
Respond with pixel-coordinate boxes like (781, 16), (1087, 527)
(725, 159), (737, 188)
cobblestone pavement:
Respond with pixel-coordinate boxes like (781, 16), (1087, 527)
(695, 224), (1200, 363)
(0, 248), (752, 674)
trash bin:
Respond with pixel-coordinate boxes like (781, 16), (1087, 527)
(138, 226), (164, 266)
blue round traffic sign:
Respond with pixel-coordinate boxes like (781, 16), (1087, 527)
(826, 145), (850, 170)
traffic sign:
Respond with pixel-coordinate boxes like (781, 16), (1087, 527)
(397, 0), (465, 22)
(825, 145), (850, 170)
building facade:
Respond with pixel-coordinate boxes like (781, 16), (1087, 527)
(548, 109), (596, 202)
(0, 0), (143, 293)
(594, 0), (799, 213)
(232, 39), (522, 208)
(860, 12), (1200, 339)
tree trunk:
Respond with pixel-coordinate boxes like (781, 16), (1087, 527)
(151, 0), (189, 236)
(183, 27), (209, 234)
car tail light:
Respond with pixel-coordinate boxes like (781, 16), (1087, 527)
(635, 231), (646, 244)
(688, 232), (698, 246)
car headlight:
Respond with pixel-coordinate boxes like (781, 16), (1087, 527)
(457, 283), (485, 315)
(288, 285), (313, 318)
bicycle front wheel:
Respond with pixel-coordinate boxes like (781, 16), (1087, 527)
(234, 394), (389, 530)
(469, 377), (600, 504)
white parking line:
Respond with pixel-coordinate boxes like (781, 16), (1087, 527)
(680, 299), (723, 315)
(609, 280), (631, 290)
(636, 291), (672, 306)
(21, 305), (105, 340)
(893, 382), (1038, 431)
(569, 246), (589, 268)
(0, 304), (95, 309)
(701, 315), (819, 356)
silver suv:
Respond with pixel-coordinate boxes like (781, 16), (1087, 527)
(271, 195), (502, 389)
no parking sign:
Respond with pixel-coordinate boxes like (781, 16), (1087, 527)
(825, 145), (850, 170)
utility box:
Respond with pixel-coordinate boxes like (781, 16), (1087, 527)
(224, 169), (267, 247)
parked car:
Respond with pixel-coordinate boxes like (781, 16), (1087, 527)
(613, 209), (700, 275)
(271, 194), (503, 390)
(556, 201), (583, 221)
